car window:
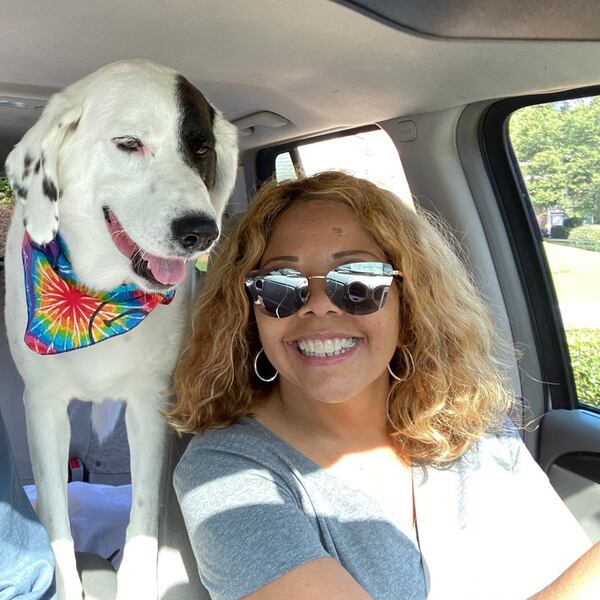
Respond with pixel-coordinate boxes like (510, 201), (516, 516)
(274, 128), (413, 207)
(509, 97), (600, 410)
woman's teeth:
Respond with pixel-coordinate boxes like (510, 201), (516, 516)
(297, 337), (358, 357)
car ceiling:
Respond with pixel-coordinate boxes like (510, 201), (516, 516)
(1, 0), (600, 168)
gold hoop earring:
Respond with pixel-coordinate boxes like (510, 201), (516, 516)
(254, 348), (278, 383)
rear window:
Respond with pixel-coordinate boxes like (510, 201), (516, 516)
(274, 128), (413, 207)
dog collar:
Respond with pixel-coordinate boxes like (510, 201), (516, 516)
(22, 232), (175, 355)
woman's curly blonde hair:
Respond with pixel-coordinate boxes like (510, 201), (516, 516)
(166, 171), (514, 464)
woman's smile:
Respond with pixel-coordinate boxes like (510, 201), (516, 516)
(286, 332), (364, 364)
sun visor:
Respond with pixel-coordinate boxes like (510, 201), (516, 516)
(334, 0), (600, 41)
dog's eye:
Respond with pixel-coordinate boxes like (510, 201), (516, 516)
(112, 136), (143, 152)
(196, 143), (213, 157)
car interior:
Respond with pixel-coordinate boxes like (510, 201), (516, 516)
(1, 1), (599, 598)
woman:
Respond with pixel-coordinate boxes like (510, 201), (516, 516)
(168, 172), (597, 600)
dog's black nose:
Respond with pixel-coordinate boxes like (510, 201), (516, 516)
(172, 214), (219, 252)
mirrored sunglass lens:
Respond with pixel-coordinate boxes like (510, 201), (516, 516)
(252, 270), (308, 317)
(326, 262), (393, 315)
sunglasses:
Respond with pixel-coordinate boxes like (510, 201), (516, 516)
(245, 261), (402, 318)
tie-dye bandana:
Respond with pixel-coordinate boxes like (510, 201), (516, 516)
(22, 233), (175, 355)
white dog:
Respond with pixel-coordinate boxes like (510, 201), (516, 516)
(3, 59), (238, 599)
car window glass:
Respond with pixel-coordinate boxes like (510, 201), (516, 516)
(274, 152), (297, 182)
(509, 97), (600, 410)
(275, 129), (413, 207)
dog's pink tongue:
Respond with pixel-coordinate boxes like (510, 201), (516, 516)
(146, 254), (186, 286)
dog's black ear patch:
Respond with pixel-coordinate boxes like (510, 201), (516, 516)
(176, 75), (217, 189)
(42, 177), (58, 202)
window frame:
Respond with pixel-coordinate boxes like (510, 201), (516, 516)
(481, 85), (600, 413)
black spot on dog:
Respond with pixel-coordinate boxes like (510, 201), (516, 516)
(34, 158), (41, 174)
(23, 154), (33, 179)
(23, 217), (28, 229)
(176, 75), (217, 189)
(42, 177), (58, 202)
(15, 184), (28, 200)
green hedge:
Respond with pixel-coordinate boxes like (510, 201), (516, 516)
(566, 328), (600, 408)
(568, 224), (600, 243)
(546, 224), (600, 251)
(0, 177), (14, 207)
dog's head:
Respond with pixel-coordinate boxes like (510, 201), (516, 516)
(5, 59), (238, 292)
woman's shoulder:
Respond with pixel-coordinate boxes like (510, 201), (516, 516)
(173, 417), (310, 528)
(174, 417), (293, 491)
(184, 416), (286, 458)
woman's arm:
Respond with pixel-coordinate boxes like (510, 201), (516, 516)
(243, 557), (372, 600)
(529, 542), (600, 600)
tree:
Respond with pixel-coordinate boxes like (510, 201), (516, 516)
(510, 97), (600, 223)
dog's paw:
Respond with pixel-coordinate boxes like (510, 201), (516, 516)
(116, 573), (158, 600)
(52, 540), (84, 600)
(56, 579), (84, 600)
(117, 535), (158, 600)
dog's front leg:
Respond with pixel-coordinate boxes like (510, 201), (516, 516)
(24, 390), (83, 600)
(117, 394), (168, 600)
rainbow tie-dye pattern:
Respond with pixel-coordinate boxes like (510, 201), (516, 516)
(22, 233), (175, 355)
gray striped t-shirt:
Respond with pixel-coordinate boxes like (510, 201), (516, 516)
(174, 416), (426, 600)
